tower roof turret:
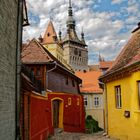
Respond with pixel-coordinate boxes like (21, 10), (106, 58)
(43, 20), (58, 44)
(66, 0), (75, 30)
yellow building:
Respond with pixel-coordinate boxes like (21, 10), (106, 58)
(99, 23), (140, 140)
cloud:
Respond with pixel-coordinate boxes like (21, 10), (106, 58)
(111, 0), (123, 4)
(23, 0), (140, 64)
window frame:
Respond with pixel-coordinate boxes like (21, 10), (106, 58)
(84, 96), (88, 108)
(115, 85), (122, 109)
(137, 81), (140, 109)
(93, 96), (100, 108)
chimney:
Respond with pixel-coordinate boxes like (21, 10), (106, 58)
(132, 22), (140, 33)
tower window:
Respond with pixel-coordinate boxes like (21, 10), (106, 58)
(74, 48), (78, 55)
(47, 33), (50, 36)
(79, 51), (81, 56)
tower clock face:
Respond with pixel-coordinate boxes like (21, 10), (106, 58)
(74, 48), (78, 55)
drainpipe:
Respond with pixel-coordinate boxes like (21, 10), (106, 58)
(46, 61), (57, 90)
(15, 0), (23, 139)
(99, 81), (108, 135)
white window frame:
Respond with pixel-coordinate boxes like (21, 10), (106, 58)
(137, 81), (140, 109)
(84, 95), (88, 108)
(115, 85), (122, 109)
(93, 96), (100, 108)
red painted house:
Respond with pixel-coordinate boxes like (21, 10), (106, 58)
(21, 39), (85, 140)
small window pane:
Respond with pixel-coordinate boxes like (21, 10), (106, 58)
(115, 86), (122, 109)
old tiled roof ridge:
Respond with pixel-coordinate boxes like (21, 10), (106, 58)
(99, 61), (114, 69)
(109, 30), (140, 72)
(22, 38), (52, 63)
(76, 70), (103, 93)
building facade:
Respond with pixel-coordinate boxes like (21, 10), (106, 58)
(76, 70), (104, 129)
(0, 0), (25, 139)
(99, 23), (140, 140)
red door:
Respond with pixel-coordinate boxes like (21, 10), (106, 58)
(53, 100), (59, 128)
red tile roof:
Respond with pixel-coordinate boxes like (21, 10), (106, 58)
(21, 39), (82, 83)
(76, 71), (102, 93)
(22, 39), (52, 64)
(108, 29), (140, 73)
(99, 61), (114, 69)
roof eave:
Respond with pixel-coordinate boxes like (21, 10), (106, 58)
(99, 60), (140, 82)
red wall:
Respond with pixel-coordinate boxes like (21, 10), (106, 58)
(48, 93), (85, 133)
(23, 92), (85, 140)
(30, 96), (53, 140)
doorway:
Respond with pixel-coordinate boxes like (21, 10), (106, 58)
(52, 98), (63, 128)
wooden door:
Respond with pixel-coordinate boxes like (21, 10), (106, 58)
(53, 100), (59, 128)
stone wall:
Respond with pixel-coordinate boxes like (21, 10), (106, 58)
(0, 0), (18, 139)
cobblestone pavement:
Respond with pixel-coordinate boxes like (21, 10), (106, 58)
(49, 131), (118, 140)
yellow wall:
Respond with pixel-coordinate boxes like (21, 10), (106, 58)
(43, 44), (73, 71)
(106, 71), (140, 140)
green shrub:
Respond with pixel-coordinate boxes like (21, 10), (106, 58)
(85, 115), (103, 133)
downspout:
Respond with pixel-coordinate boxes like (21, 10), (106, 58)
(100, 81), (108, 135)
(46, 61), (57, 91)
(16, 0), (23, 139)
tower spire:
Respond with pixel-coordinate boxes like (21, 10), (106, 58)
(69, 0), (72, 7)
(67, 0), (75, 30)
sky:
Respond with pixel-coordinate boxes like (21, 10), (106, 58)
(23, 0), (140, 64)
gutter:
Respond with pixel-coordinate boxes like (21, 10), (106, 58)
(46, 61), (57, 90)
(15, 0), (23, 139)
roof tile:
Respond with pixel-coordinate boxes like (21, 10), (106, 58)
(76, 71), (102, 93)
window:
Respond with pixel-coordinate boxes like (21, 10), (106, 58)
(47, 33), (50, 36)
(31, 68), (34, 76)
(68, 98), (71, 106)
(94, 97), (100, 107)
(77, 98), (80, 106)
(66, 77), (69, 85)
(74, 48), (78, 55)
(84, 96), (88, 107)
(72, 80), (75, 87)
(30, 68), (35, 82)
(115, 86), (122, 109)
(137, 81), (140, 108)
(79, 51), (81, 56)
(36, 68), (41, 76)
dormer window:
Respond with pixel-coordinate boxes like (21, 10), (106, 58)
(47, 33), (50, 37)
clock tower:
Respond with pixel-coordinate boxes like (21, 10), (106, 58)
(62, 0), (88, 71)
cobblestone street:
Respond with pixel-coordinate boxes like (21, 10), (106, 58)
(49, 131), (119, 140)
